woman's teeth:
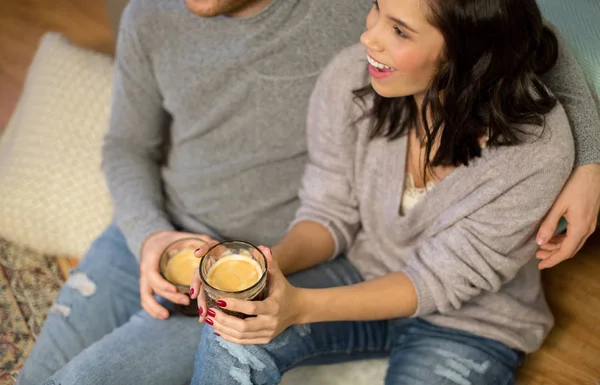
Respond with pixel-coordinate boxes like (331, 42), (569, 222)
(367, 55), (394, 71)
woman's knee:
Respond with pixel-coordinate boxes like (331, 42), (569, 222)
(192, 328), (281, 385)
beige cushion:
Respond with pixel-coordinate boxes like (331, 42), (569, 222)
(0, 32), (114, 258)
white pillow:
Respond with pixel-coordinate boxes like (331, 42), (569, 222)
(0, 33), (114, 258)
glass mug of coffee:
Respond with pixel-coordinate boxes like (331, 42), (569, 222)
(199, 241), (268, 319)
(159, 237), (207, 316)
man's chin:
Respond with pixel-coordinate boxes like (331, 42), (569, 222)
(185, 0), (255, 17)
(185, 0), (227, 17)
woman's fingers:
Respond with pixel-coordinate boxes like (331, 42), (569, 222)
(213, 329), (271, 345)
(207, 309), (273, 340)
(197, 284), (208, 323)
(194, 241), (219, 259)
(190, 268), (202, 299)
(215, 297), (271, 317)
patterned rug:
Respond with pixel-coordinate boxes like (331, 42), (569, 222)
(0, 238), (64, 385)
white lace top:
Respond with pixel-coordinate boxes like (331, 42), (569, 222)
(400, 173), (435, 215)
(400, 135), (488, 215)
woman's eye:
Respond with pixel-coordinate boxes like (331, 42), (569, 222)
(395, 27), (408, 39)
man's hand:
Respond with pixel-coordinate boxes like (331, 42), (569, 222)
(536, 164), (600, 269)
(140, 231), (215, 319)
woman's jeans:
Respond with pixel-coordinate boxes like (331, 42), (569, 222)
(191, 257), (525, 385)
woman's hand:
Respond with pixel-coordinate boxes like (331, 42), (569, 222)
(203, 246), (303, 345)
(536, 164), (600, 269)
(190, 241), (219, 323)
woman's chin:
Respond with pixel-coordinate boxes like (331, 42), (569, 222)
(370, 81), (425, 101)
(371, 82), (404, 99)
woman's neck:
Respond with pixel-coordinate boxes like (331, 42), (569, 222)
(413, 92), (428, 142)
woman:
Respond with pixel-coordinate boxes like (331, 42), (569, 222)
(189, 0), (574, 383)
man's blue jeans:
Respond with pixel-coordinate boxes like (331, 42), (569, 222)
(191, 258), (525, 385)
(17, 223), (204, 385)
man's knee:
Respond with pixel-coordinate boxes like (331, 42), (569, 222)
(69, 222), (140, 303)
(77, 222), (138, 275)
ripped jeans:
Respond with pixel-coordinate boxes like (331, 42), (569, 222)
(191, 258), (525, 385)
(16, 223), (204, 385)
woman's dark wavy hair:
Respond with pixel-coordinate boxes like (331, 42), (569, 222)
(354, 0), (559, 171)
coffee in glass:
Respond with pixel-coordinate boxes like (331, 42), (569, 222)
(159, 237), (207, 316)
(199, 241), (268, 318)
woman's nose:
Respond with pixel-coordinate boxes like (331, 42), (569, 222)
(360, 26), (384, 52)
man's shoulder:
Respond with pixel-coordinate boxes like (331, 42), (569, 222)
(121, 0), (186, 32)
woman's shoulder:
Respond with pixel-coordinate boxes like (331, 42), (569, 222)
(519, 101), (574, 161)
(306, 44), (368, 148)
(484, 101), (574, 181)
(316, 43), (369, 100)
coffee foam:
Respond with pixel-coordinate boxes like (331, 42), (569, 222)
(163, 248), (198, 286)
(206, 254), (263, 292)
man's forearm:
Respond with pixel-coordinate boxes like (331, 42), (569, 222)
(102, 138), (174, 259)
(541, 24), (600, 166)
(104, 13), (177, 259)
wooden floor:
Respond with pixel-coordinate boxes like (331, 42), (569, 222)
(0, 0), (113, 131)
(0, 1), (599, 384)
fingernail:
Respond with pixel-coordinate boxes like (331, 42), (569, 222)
(207, 309), (216, 317)
(189, 288), (194, 296)
(198, 307), (203, 315)
(205, 318), (214, 325)
(536, 236), (546, 245)
(216, 300), (227, 308)
(195, 248), (201, 254)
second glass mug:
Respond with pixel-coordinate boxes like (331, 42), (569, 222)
(199, 240), (268, 319)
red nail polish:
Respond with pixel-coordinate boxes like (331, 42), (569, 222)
(207, 309), (216, 317)
(216, 300), (227, 308)
(189, 288), (194, 296)
(206, 318), (214, 325)
(198, 307), (203, 315)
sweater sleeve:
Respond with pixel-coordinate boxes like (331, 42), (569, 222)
(290, 71), (361, 259)
(404, 118), (575, 316)
(101, 4), (174, 260)
(540, 25), (600, 166)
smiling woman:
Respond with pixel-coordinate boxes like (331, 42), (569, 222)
(187, 0), (598, 384)
(356, 0), (559, 185)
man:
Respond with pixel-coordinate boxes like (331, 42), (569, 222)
(17, 0), (600, 384)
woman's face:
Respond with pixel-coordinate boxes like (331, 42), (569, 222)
(360, 0), (445, 100)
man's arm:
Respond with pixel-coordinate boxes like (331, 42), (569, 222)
(534, 25), (600, 268)
(540, 25), (600, 166)
(101, 4), (174, 260)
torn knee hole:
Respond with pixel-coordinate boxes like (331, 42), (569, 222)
(66, 272), (97, 296)
(50, 304), (71, 317)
